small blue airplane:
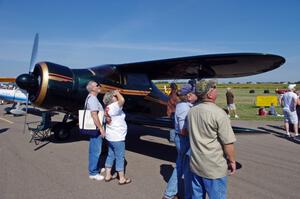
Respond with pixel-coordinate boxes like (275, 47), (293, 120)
(0, 87), (29, 115)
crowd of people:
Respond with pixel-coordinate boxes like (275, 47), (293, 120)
(83, 79), (236, 198)
(83, 80), (300, 198)
(163, 80), (236, 199)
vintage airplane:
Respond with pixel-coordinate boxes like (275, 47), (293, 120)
(0, 87), (29, 116)
(3, 34), (285, 140)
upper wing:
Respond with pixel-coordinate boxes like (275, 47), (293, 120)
(116, 53), (285, 80)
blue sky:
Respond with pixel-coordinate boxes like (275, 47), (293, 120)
(0, 0), (299, 83)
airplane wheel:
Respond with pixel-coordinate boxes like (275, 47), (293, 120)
(53, 123), (71, 141)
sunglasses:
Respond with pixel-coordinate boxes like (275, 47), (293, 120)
(207, 85), (217, 93)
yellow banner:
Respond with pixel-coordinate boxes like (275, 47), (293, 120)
(256, 96), (278, 107)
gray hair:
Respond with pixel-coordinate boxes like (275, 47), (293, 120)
(103, 91), (115, 105)
(86, 81), (96, 92)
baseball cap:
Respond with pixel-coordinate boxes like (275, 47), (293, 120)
(177, 84), (194, 96)
(195, 79), (217, 97)
(288, 84), (296, 90)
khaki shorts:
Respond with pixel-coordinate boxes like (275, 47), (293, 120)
(227, 103), (236, 110)
(283, 108), (298, 124)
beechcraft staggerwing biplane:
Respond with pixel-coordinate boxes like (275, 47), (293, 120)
(1, 34), (285, 140)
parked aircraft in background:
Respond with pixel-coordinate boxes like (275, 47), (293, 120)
(2, 34), (286, 140)
(0, 88), (29, 115)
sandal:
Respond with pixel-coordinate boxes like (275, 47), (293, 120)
(118, 178), (131, 185)
(105, 175), (117, 182)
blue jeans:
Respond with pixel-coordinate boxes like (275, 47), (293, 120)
(88, 135), (103, 175)
(164, 134), (190, 199)
(105, 141), (125, 171)
(184, 154), (192, 199)
(169, 129), (176, 142)
(192, 173), (227, 199)
(169, 113), (175, 142)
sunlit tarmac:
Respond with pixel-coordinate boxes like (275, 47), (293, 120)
(0, 104), (299, 199)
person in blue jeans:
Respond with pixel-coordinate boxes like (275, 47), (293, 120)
(103, 90), (131, 185)
(85, 81), (106, 181)
(187, 80), (236, 199)
(162, 84), (197, 199)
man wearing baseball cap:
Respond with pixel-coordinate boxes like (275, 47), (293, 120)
(187, 79), (236, 199)
(162, 84), (197, 199)
(280, 84), (298, 137)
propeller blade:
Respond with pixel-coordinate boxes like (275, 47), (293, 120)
(29, 33), (39, 73)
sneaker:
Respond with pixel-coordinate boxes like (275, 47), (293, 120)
(100, 168), (105, 173)
(89, 174), (104, 181)
(234, 115), (239, 118)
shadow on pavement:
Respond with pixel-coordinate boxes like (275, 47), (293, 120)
(126, 124), (177, 162)
(31, 123), (277, 160)
(232, 126), (268, 134)
(268, 124), (300, 133)
(0, 128), (9, 134)
(160, 164), (174, 182)
(258, 127), (287, 138)
(258, 127), (300, 144)
(30, 123), (178, 162)
(267, 124), (285, 131)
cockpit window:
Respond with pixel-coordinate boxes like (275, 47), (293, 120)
(93, 65), (121, 84)
(108, 70), (121, 84)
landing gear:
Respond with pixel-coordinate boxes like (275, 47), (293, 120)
(52, 123), (70, 141)
(52, 113), (78, 141)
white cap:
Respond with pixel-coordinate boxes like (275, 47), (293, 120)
(288, 84), (296, 90)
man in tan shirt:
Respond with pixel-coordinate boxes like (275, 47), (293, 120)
(187, 80), (236, 199)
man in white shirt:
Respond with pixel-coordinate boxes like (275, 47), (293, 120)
(280, 84), (298, 137)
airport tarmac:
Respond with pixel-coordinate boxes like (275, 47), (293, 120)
(0, 105), (299, 199)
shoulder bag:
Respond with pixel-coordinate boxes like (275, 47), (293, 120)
(78, 96), (104, 137)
